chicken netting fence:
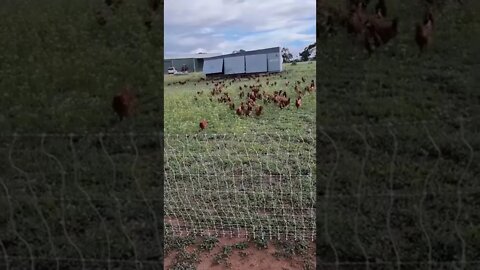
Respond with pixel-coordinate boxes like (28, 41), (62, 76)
(164, 130), (316, 241)
(0, 130), (315, 269)
(0, 132), (163, 269)
(2, 116), (480, 268)
(316, 117), (480, 269)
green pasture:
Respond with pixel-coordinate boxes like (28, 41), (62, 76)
(164, 62), (316, 134)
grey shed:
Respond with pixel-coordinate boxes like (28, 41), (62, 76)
(203, 46), (283, 77)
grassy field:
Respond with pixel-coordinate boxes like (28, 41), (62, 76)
(164, 62), (316, 134)
(164, 62), (317, 245)
(0, 1), (163, 269)
(317, 0), (480, 268)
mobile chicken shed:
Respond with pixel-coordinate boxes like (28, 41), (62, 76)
(202, 46), (282, 77)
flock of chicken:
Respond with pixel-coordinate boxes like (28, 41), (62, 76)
(95, 0), (159, 29)
(110, 72), (316, 129)
(186, 73), (316, 131)
(322, 0), (435, 55)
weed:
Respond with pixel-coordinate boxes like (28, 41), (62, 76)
(170, 250), (199, 270)
(199, 236), (219, 251)
(234, 241), (249, 250)
(254, 237), (268, 249)
(212, 245), (233, 266)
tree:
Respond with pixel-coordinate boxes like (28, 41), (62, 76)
(299, 50), (310, 62)
(299, 42), (316, 61)
(281, 47), (293, 63)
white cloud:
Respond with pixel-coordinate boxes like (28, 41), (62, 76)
(190, 48), (210, 54)
(215, 26), (315, 54)
(164, 0), (315, 55)
(199, 27), (214, 34)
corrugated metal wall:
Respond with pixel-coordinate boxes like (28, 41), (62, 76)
(224, 55), (245, 75)
(195, 59), (203, 72)
(267, 52), (282, 72)
(245, 54), (268, 73)
(201, 47), (282, 76)
(203, 58), (224, 74)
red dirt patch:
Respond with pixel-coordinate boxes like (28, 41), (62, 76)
(164, 236), (315, 270)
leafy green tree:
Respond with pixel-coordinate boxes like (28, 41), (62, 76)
(281, 47), (293, 63)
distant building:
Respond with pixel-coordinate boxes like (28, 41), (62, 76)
(164, 53), (222, 74)
(202, 47), (283, 78)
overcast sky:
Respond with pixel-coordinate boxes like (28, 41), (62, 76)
(164, 0), (315, 59)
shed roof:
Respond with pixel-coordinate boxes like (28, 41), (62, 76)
(164, 53), (222, 60)
(204, 47), (281, 60)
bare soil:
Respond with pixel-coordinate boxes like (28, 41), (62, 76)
(164, 236), (315, 270)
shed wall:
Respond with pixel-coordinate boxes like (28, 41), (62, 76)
(195, 59), (204, 72)
(267, 52), (282, 72)
(203, 58), (224, 74)
(224, 55), (245, 75)
(171, 59), (194, 72)
(245, 54), (268, 73)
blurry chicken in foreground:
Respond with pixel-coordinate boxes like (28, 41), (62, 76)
(199, 119), (208, 131)
(112, 85), (137, 121)
(415, 10), (434, 54)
